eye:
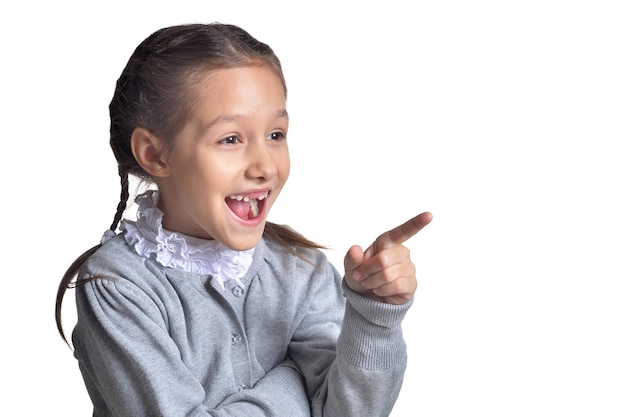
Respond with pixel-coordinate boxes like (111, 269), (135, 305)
(267, 131), (286, 141)
(219, 135), (240, 145)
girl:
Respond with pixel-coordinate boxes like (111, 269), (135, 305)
(55, 23), (432, 416)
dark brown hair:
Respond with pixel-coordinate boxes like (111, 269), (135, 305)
(56, 23), (324, 344)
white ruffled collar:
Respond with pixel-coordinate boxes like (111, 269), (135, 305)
(106, 190), (255, 290)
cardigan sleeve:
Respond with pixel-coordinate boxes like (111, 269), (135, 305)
(288, 261), (412, 417)
(74, 277), (311, 417)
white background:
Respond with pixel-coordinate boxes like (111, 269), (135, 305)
(1, 0), (625, 415)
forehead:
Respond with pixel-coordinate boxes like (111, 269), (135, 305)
(179, 65), (287, 136)
(195, 61), (285, 92)
(191, 65), (286, 110)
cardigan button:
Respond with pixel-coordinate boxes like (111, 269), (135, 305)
(232, 286), (244, 297)
(231, 333), (242, 345)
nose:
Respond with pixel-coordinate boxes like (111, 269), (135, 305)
(245, 141), (278, 181)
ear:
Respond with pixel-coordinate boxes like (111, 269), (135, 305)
(130, 128), (171, 177)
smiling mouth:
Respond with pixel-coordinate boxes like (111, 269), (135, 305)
(226, 191), (269, 220)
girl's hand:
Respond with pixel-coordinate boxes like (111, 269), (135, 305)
(344, 212), (432, 305)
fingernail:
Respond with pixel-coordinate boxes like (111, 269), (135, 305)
(353, 270), (363, 281)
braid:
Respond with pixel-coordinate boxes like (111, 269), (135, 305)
(109, 166), (130, 232)
(56, 166), (130, 346)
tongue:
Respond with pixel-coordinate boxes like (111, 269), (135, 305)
(226, 199), (251, 220)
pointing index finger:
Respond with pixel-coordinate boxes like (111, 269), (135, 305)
(371, 212), (433, 254)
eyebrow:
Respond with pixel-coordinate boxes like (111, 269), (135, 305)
(203, 109), (289, 131)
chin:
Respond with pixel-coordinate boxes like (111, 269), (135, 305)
(221, 229), (264, 252)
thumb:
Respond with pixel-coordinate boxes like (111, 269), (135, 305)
(344, 244), (365, 276)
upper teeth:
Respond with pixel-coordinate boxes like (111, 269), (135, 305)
(228, 191), (269, 201)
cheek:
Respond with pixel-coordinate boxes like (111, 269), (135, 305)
(283, 158), (291, 180)
(279, 149), (291, 179)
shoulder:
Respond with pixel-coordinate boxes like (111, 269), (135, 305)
(260, 233), (333, 270)
(75, 235), (174, 321)
(256, 233), (342, 294)
(80, 234), (151, 280)
(77, 234), (174, 300)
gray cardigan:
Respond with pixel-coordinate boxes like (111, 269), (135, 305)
(73, 233), (411, 416)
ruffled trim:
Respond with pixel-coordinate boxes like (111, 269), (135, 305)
(100, 229), (116, 245)
(118, 190), (254, 290)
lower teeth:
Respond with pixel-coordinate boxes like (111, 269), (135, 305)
(249, 199), (259, 218)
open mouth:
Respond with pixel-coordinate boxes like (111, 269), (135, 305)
(225, 191), (269, 221)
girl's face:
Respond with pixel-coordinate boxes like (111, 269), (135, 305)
(156, 64), (290, 250)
